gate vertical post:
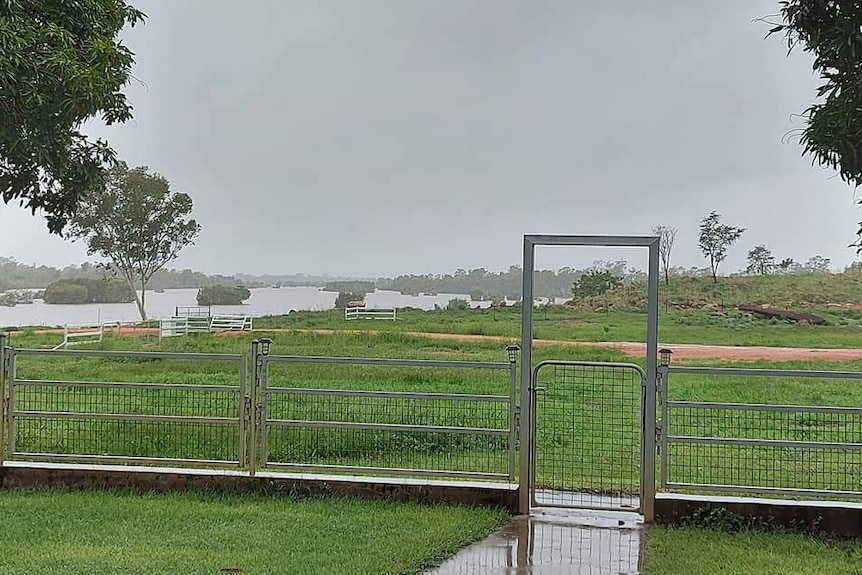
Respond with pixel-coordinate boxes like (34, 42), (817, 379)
(518, 237), (535, 514)
(506, 345), (520, 482)
(658, 349), (673, 490)
(642, 238), (660, 523)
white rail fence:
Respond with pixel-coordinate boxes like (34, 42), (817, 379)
(344, 307), (397, 321)
(52, 323), (104, 350)
(160, 314), (253, 339)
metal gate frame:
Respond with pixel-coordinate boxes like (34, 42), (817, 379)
(519, 235), (660, 521)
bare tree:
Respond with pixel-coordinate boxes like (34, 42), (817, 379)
(652, 225), (677, 286)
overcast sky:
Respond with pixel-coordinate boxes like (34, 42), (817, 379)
(1, 1), (859, 277)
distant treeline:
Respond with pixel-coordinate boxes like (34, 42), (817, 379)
(7, 255), (861, 303)
(0, 258), (251, 291)
(387, 262), (642, 300)
(323, 281), (376, 294)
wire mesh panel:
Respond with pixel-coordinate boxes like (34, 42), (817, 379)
(258, 356), (516, 480)
(664, 367), (862, 498)
(5, 349), (246, 467)
(532, 362), (644, 510)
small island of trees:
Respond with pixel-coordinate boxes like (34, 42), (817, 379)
(196, 285), (251, 306)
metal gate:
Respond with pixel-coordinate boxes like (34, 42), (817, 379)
(531, 361), (647, 512)
(518, 234), (660, 520)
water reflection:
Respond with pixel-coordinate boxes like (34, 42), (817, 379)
(427, 508), (642, 575)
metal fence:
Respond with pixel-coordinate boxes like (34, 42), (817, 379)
(1, 336), (519, 483)
(252, 343), (519, 481)
(2, 344), (248, 468)
(660, 363), (862, 499)
(531, 361), (645, 511)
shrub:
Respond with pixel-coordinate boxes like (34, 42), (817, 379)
(447, 298), (470, 311)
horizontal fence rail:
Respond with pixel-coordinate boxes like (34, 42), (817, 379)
(256, 353), (518, 481)
(661, 365), (862, 499)
(3, 347), (247, 469)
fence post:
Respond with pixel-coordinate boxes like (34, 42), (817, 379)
(506, 345), (520, 482)
(249, 339), (260, 477)
(0, 333), (6, 466)
(658, 349), (673, 491)
(259, 342), (271, 467)
(238, 352), (248, 469)
(249, 338), (273, 477)
(5, 344), (14, 459)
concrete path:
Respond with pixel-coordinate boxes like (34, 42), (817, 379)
(426, 508), (643, 574)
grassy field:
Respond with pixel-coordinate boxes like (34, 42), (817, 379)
(646, 527), (862, 575)
(0, 489), (506, 575)
(3, 327), (862, 495)
(253, 305), (862, 348)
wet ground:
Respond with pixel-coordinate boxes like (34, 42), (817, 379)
(426, 507), (643, 574)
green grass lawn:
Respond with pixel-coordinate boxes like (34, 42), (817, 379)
(0, 490), (507, 575)
(646, 527), (862, 575)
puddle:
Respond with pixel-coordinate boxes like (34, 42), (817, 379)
(427, 507), (643, 574)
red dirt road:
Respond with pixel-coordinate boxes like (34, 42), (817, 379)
(251, 329), (862, 362)
(20, 326), (862, 362)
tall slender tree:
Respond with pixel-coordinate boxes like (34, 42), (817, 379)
(698, 211), (746, 283)
(66, 164), (201, 321)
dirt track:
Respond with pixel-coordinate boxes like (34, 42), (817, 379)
(23, 326), (862, 362)
(247, 329), (862, 362)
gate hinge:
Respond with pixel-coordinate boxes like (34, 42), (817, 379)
(513, 406), (521, 439)
(655, 418), (663, 443)
(243, 397), (252, 421)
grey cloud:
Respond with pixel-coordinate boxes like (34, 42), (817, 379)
(0, 1), (858, 276)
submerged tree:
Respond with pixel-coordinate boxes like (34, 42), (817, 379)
(67, 164), (201, 320)
(0, 1), (145, 232)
